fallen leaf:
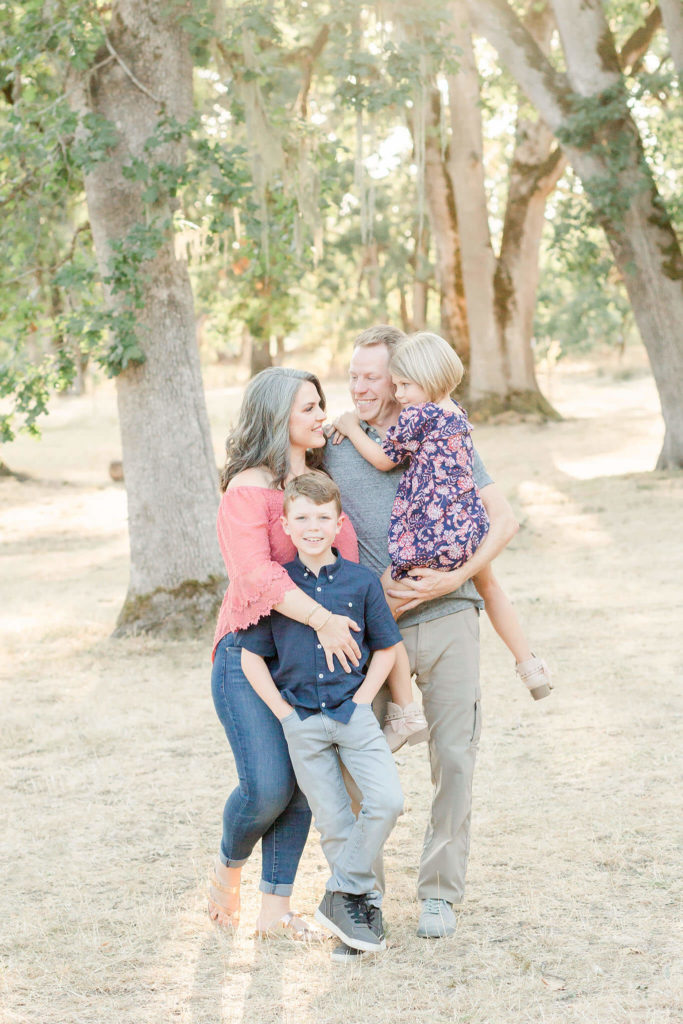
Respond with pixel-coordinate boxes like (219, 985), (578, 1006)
(541, 975), (566, 991)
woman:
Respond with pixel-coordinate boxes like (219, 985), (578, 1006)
(209, 367), (361, 939)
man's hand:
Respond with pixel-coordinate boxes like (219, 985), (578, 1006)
(385, 566), (469, 615)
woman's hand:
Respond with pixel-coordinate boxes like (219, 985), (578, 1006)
(385, 565), (469, 614)
(316, 613), (362, 672)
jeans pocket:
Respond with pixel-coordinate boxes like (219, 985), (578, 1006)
(351, 701), (372, 714)
(280, 711), (297, 727)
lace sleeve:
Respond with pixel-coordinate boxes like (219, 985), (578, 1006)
(217, 488), (297, 629)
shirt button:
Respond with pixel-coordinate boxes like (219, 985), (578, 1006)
(329, 576), (334, 580)
(348, 602), (353, 607)
(319, 673), (324, 679)
(321, 702), (326, 708)
(316, 587), (321, 592)
(317, 644), (322, 649)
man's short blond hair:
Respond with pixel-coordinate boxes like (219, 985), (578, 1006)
(282, 471), (342, 516)
(353, 324), (406, 355)
(390, 331), (464, 401)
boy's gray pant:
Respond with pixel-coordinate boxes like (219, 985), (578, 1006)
(345, 608), (481, 906)
(282, 702), (404, 897)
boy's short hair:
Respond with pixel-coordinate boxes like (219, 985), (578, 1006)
(390, 331), (464, 401)
(283, 471), (342, 515)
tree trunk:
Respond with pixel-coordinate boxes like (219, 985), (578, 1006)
(468, 0), (683, 467)
(410, 220), (429, 330)
(446, 0), (505, 400)
(659, 0), (683, 78)
(68, 1), (225, 634)
(421, 88), (469, 357)
(493, 2), (564, 415)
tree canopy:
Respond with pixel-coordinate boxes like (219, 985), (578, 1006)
(1, 0), (681, 628)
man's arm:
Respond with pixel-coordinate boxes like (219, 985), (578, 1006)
(241, 649), (294, 721)
(384, 482), (519, 614)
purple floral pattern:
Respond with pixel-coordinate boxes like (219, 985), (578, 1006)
(382, 402), (489, 580)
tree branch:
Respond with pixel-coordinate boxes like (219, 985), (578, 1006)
(294, 25), (330, 117)
(103, 35), (161, 105)
(619, 4), (663, 72)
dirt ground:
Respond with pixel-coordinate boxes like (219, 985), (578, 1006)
(1, 354), (681, 1024)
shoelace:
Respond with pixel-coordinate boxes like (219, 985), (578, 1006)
(422, 898), (447, 916)
(342, 893), (370, 925)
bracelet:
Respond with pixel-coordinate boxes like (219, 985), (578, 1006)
(308, 606), (332, 631)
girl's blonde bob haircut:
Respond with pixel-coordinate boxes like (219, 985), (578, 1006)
(390, 331), (464, 401)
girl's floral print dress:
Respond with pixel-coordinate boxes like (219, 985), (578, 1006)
(382, 402), (490, 581)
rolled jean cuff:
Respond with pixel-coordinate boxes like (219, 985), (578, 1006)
(219, 852), (249, 869)
(259, 880), (294, 896)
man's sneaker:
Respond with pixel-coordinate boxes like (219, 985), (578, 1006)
(416, 898), (457, 938)
(315, 891), (385, 952)
(330, 942), (364, 963)
(365, 903), (385, 942)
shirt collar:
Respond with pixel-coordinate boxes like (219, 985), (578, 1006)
(294, 549), (342, 580)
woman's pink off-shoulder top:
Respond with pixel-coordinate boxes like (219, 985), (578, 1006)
(212, 485), (359, 656)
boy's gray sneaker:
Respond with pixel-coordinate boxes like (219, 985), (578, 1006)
(366, 903), (385, 942)
(416, 898), (457, 938)
(315, 891), (386, 952)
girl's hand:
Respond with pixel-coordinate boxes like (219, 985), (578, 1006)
(331, 411), (361, 444)
(316, 613), (362, 672)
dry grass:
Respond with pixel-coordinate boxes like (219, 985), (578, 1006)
(1, 355), (681, 1024)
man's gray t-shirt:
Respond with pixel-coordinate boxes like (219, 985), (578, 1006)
(324, 421), (493, 629)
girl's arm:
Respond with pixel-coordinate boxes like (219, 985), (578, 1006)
(352, 645), (399, 705)
(332, 412), (396, 472)
(241, 649), (294, 721)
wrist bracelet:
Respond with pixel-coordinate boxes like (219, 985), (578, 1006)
(308, 607), (332, 631)
(304, 604), (322, 627)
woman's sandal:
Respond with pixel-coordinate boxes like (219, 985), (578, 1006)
(253, 911), (327, 943)
(208, 864), (240, 929)
(516, 654), (553, 700)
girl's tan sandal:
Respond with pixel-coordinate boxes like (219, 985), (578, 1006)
(516, 655), (553, 701)
(208, 864), (240, 929)
(253, 911), (327, 942)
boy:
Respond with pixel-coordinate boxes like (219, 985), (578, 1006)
(237, 471), (405, 953)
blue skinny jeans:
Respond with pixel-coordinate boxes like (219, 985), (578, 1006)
(211, 634), (312, 895)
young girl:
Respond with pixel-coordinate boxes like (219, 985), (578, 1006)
(333, 331), (552, 747)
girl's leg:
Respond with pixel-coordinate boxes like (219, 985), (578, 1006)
(386, 642), (413, 706)
(383, 642), (429, 752)
(472, 565), (532, 663)
(211, 636), (313, 927)
(472, 567), (552, 698)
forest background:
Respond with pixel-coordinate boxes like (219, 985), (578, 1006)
(1, 2), (681, 1023)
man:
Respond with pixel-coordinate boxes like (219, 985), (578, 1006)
(324, 324), (518, 943)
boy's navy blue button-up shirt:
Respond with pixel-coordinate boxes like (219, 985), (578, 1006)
(235, 551), (402, 723)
